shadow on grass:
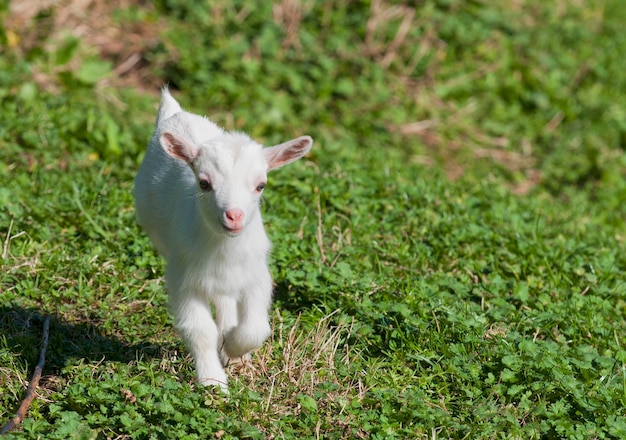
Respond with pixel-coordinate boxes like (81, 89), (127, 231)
(2, 280), (321, 383)
(0, 304), (166, 374)
(272, 279), (321, 314)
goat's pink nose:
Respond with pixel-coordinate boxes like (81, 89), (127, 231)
(225, 208), (244, 223)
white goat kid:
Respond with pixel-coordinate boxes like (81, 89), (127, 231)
(134, 89), (313, 390)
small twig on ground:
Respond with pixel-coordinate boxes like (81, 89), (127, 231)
(1, 316), (51, 435)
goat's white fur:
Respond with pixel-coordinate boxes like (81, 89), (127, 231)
(134, 89), (313, 390)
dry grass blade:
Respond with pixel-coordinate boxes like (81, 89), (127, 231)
(2, 219), (14, 261)
(364, 0), (416, 68)
(273, 0), (311, 50)
(233, 311), (367, 420)
(0, 316), (51, 434)
(315, 188), (327, 265)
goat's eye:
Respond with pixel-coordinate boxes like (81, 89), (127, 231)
(199, 179), (212, 191)
(256, 183), (266, 192)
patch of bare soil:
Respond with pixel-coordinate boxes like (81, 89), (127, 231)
(6, 0), (163, 93)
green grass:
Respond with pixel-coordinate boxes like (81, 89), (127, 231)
(1, 0), (625, 438)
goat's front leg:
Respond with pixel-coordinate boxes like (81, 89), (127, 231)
(214, 295), (238, 365)
(169, 290), (227, 390)
(223, 277), (272, 359)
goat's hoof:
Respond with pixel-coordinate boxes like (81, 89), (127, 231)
(197, 376), (229, 393)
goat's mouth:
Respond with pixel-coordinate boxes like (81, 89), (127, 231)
(220, 224), (244, 236)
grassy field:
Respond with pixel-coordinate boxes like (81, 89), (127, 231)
(1, 0), (625, 438)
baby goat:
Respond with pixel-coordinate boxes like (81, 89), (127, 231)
(134, 89), (313, 390)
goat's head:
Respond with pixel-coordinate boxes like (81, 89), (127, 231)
(159, 130), (312, 237)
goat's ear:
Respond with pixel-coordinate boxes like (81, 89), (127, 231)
(264, 136), (313, 171)
(160, 132), (199, 164)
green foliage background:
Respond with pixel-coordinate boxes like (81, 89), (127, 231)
(1, 0), (625, 438)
